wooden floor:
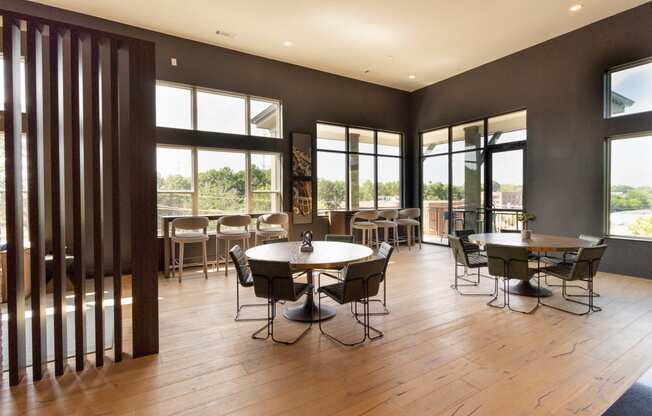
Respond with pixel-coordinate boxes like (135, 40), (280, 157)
(2, 244), (652, 415)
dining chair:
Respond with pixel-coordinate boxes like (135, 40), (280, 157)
(539, 245), (606, 315)
(396, 208), (422, 250)
(325, 234), (354, 243)
(350, 210), (379, 248)
(170, 216), (209, 283)
(217, 215), (252, 277)
(374, 209), (400, 251)
(249, 259), (312, 344)
(486, 243), (540, 314)
(317, 257), (386, 346)
(456, 229), (482, 253)
(449, 236), (495, 296)
(255, 213), (288, 245)
(542, 234), (605, 296)
(229, 245), (267, 321)
(366, 242), (394, 315)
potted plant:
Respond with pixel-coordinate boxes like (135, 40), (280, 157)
(518, 212), (536, 240)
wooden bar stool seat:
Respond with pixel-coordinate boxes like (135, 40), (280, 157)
(217, 215), (252, 276)
(171, 216), (210, 283)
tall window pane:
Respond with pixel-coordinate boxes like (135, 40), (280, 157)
(488, 110), (526, 145)
(251, 153), (281, 212)
(608, 61), (652, 118)
(156, 83), (192, 129)
(317, 123), (346, 151)
(608, 135), (652, 238)
(422, 155), (449, 243)
(452, 121), (484, 152)
(422, 128), (448, 156)
(349, 128), (374, 153)
(377, 157), (400, 208)
(156, 147), (193, 233)
(317, 151), (346, 212)
(378, 131), (401, 156)
(452, 151), (484, 233)
(196, 90), (246, 134)
(250, 98), (280, 138)
(197, 150), (246, 214)
(349, 154), (375, 209)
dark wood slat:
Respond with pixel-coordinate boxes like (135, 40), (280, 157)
(3, 14), (27, 387)
(129, 40), (159, 357)
(49, 25), (68, 377)
(68, 30), (87, 372)
(102, 38), (123, 361)
(89, 35), (104, 367)
(26, 21), (48, 381)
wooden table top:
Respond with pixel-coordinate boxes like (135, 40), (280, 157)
(468, 233), (596, 252)
(245, 241), (373, 269)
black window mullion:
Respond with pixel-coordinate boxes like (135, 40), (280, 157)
(345, 126), (350, 210)
(374, 130), (378, 210)
(447, 126), (453, 236)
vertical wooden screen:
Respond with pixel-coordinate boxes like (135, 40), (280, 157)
(0, 10), (158, 386)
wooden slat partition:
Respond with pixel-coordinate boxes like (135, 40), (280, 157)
(25, 21), (48, 381)
(3, 13), (27, 386)
(49, 24), (68, 377)
(0, 8), (157, 385)
(89, 34), (104, 368)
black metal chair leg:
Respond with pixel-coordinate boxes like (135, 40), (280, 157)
(453, 265), (497, 297)
(487, 277), (507, 309)
(251, 300), (273, 340)
(544, 274), (601, 298)
(319, 294), (368, 347)
(540, 279), (601, 316)
(235, 281), (269, 322)
(505, 278), (540, 315)
(252, 300), (312, 343)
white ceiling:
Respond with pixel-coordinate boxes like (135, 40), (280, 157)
(31, 0), (649, 91)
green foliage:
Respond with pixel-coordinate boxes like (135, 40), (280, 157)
(317, 179), (400, 210)
(630, 216), (652, 237)
(422, 182), (464, 201)
(611, 186), (652, 211)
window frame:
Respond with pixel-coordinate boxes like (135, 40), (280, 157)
(316, 122), (403, 214)
(156, 145), (283, 235)
(156, 80), (283, 138)
(604, 57), (652, 119)
(604, 132), (652, 241)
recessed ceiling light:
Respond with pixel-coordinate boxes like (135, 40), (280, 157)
(570, 4), (583, 12)
(409, 75), (416, 79)
(284, 41), (293, 46)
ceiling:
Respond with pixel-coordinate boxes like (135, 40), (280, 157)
(31, 0), (649, 91)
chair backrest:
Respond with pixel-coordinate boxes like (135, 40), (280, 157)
(569, 245), (607, 281)
(171, 216), (209, 236)
(377, 209), (399, 221)
(377, 242), (394, 281)
(325, 234), (354, 243)
(262, 237), (289, 244)
(340, 257), (387, 302)
(486, 243), (530, 280)
(257, 213), (288, 229)
(229, 245), (250, 286)
(448, 236), (469, 267)
(456, 229), (476, 242)
(218, 214), (251, 232)
(353, 210), (379, 221)
(579, 234), (605, 246)
(399, 208), (420, 219)
(248, 259), (297, 301)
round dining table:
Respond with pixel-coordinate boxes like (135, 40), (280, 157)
(245, 241), (373, 322)
(468, 233), (596, 297)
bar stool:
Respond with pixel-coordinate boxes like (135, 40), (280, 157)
(216, 214), (252, 277)
(254, 213), (288, 245)
(374, 209), (400, 251)
(170, 216), (209, 283)
(396, 208), (422, 250)
(350, 210), (379, 248)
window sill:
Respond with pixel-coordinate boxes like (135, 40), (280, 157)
(604, 235), (652, 244)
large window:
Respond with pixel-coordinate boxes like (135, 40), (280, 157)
(156, 146), (282, 233)
(316, 123), (402, 214)
(606, 134), (652, 239)
(606, 59), (652, 118)
(156, 81), (282, 138)
(421, 110), (527, 244)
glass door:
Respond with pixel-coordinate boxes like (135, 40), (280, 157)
(487, 145), (525, 232)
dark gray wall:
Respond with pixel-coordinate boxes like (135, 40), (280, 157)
(410, 3), (652, 277)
